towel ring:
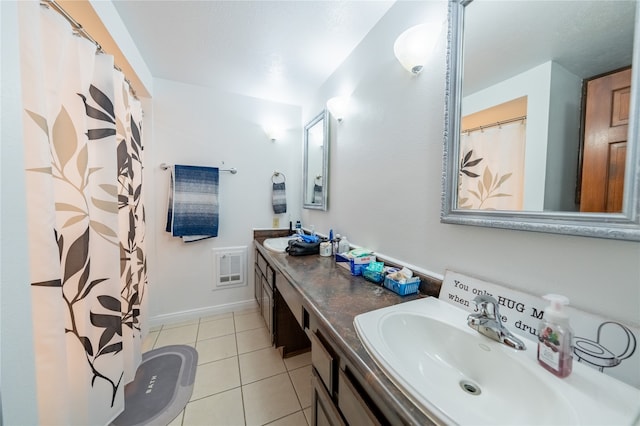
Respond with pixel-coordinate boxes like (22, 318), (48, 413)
(272, 171), (286, 183)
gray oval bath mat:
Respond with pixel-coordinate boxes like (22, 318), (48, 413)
(111, 345), (198, 426)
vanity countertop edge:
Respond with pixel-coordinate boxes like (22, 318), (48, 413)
(254, 236), (442, 425)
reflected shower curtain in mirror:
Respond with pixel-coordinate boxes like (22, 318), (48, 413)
(18, 2), (147, 424)
(458, 121), (526, 210)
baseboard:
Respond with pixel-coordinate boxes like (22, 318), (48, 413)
(148, 299), (258, 328)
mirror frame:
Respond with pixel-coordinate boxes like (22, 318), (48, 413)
(303, 109), (329, 211)
(441, 0), (640, 241)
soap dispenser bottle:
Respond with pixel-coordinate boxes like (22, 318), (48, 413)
(537, 294), (573, 378)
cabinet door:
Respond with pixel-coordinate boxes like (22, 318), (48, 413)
(309, 331), (335, 395)
(338, 368), (382, 426)
(256, 249), (268, 276)
(266, 264), (274, 288)
(311, 368), (345, 426)
(254, 269), (262, 308)
(261, 278), (273, 335)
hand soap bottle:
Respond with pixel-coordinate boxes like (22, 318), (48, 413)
(537, 294), (573, 378)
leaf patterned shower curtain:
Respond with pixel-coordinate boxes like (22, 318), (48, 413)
(18, 2), (147, 424)
(458, 120), (526, 210)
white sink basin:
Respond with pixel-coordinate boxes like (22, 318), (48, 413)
(263, 236), (297, 253)
(354, 297), (640, 425)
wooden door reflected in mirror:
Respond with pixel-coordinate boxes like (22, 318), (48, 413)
(580, 67), (631, 213)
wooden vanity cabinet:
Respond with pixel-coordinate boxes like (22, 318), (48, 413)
(255, 245), (310, 354)
(253, 236), (437, 425)
(305, 309), (389, 426)
(254, 249), (274, 340)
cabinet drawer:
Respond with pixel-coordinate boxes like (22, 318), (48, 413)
(309, 330), (335, 394)
(338, 368), (381, 426)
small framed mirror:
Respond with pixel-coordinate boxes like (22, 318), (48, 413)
(441, 0), (640, 241)
(303, 110), (329, 210)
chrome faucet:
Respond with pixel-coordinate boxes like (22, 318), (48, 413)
(467, 295), (526, 350)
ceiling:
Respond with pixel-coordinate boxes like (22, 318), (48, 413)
(112, 0), (396, 105)
(463, 0), (636, 95)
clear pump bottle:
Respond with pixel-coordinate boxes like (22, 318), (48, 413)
(338, 236), (349, 254)
(537, 294), (573, 378)
(332, 234), (341, 256)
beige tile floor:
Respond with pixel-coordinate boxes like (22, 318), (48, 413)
(143, 307), (312, 426)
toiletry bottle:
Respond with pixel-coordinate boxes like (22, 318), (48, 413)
(537, 294), (573, 378)
(338, 235), (349, 254)
(295, 220), (302, 234)
(333, 234), (341, 256)
(329, 230), (334, 253)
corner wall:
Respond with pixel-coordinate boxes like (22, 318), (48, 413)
(146, 78), (302, 323)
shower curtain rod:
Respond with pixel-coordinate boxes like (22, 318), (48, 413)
(160, 163), (238, 174)
(40, 0), (139, 99)
(462, 115), (527, 135)
(41, 0), (102, 51)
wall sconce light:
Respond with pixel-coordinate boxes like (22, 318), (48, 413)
(264, 125), (283, 141)
(393, 23), (439, 75)
(326, 96), (349, 122)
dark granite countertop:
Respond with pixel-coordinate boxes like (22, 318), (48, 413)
(254, 235), (441, 425)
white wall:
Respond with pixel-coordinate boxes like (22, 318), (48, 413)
(546, 61), (582, 211)
(146, 78), (302, 324)
(302, 0), (640, 326)
(0, 1), (39, 424)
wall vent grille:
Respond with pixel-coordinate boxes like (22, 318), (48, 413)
(212, 246), (247, 290)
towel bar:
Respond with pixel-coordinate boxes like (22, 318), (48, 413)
(160, 163), (237, 174)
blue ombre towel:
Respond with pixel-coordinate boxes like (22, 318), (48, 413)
(166, 165), (219, 242)
(272, 182), (287, 214)
(313, 183), (323, 204)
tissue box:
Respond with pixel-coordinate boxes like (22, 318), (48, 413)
(336, 253), (376, 276)
(383, 276), (420, 296)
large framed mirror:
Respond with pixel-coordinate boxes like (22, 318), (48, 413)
(303, 109), (329, 210)
(442, 0), (640, 241)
